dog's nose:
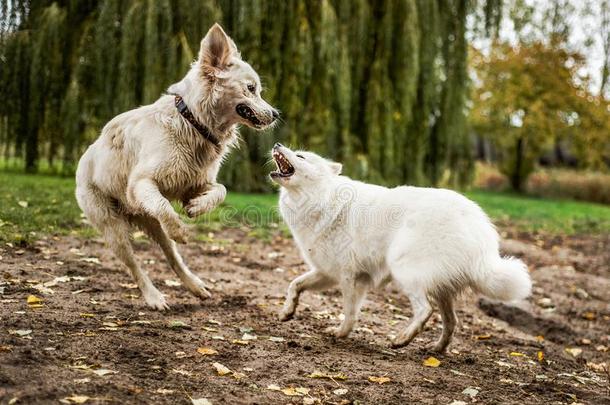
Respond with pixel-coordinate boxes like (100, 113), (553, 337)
(274, 142), (283, 149)
(272, 110), (280, 120)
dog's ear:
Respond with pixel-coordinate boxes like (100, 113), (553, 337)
(329, 162), (342, 175)
(199, 23), (237, 76)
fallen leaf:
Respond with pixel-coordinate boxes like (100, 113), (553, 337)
(80, 313), (96, 318)
(73, 378), (90, 384)
(308, 370), (348, 380)
(368, 376), (391, 384)
(0, 345), (13, 352)
(80, 257), (101, 264)
(474, 334), (492, 340)
(509, 352), (526, 357)
(582, 312), (596, 320)
(197, 347), (218, 356)
(269, 336), (285, 343)
(267, 384), (281, 391)
(156, 389), (175, 395)
(191, 399), (212, 405)
(537, 351), (544, 362)
(241, 333), (257, 341)
(232, 339), (249, 345)
(423, 357), (441, 367)
(333, 388), (348, 396)
(119, 283), (138, 289)
(587, 361), (607, 372)
(8, 329), (32, 337)
(18, 201), (28, 208)
(281, 387), (310, 396)
(164, 279), (182, 287)
(171, 368), (191, 376)
(212, 362), (232, 376)
(168, 320), (190, 329)
(26, 295), (43, 305)
(462, 387), (479, 398)
(565, 347), (582, 357)
(62, 396), (90, 404)
(91, 369), (117, 376)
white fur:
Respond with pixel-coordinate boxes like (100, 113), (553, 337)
(273, 145), (531, 352)
(75, 24), (277, 310)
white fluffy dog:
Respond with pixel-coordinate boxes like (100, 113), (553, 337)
(76, 24), (277, 310)
(271, 144), (531, 352)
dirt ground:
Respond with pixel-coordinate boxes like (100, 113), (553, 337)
(0, 228), (608, 404)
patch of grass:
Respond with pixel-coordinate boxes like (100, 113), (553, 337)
(0, 172), (87, 243)
(466, 190), (610, 234)
(2, 172), (610, 244)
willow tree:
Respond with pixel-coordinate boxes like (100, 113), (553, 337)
(0, 0), (502, 190)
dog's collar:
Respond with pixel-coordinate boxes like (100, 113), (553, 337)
(174, 95), (221, 150)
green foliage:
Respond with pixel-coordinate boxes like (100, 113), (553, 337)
(0, 0), (501, 191)
(471, 41), (610, 190)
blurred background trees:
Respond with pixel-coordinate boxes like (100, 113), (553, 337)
(0, 0), (609, 194)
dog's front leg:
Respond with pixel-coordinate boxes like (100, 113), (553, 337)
(327, 276), (370, 338)
(128, 176), (188, 243)
(184, 183), (226, 218)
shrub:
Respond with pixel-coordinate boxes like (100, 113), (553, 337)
(526, 170), (610, 205)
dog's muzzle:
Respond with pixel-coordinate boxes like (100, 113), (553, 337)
(236, 104), (263, 127)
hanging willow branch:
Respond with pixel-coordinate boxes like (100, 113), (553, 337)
(0, 0), (503, 188)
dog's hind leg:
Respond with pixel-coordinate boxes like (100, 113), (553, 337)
(391, 289), (433, 348)
(132, 215), (211, 301)
(77, 185), (168, 310)
(279, 270), (335, 321)
(430, 294), (456, 353)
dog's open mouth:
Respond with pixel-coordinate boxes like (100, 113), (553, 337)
(236, 104), (263, 127)
(271, 150), (295, 178)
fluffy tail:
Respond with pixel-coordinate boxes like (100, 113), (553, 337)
(475, 256), (532, 301)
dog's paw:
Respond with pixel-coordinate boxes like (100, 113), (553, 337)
(184, 277), (212, 300)
(427, 341), (449, 353)
(165, 221), (189, 244)
(278, 308), (295, 322)
(390, 334), (412, 348)
(324, 326), (351, 338)
(186, 186), (226, 218)
(143, 289), (169, 311)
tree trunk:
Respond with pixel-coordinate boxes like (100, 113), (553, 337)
(511, 136), (524, 191)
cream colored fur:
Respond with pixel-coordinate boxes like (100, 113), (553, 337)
(75, 24), (277, 310)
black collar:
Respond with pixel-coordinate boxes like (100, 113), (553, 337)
(174, 95), (221, 150)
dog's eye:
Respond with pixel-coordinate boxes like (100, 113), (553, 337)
(296, 154), (305, 159)
(247, 84), (256, 94)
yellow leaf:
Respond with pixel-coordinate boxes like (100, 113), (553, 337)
(308, 370), (348, 380)
(266, 384), (281, 391)
(197, 347), (218, 356)
(27, 295), (42, 305)
(582, 312), (596, 320)
(423, 357), (441, 367)
(281, 387), (309, 396)
(474, 334), (492, 340)
(537, 351), (544, 362)
(212, 362), (231, 376)
(79, 313), (96, 318)
(28, 304), (44, 309)
(18, 201), (28, 208)
(368, 376), (391, 384)
(565, 347), (582, 357)
(63, 396), (90, 404)
(509, 352), (526, 357)
(231, 339), (249, 345)
(535, 335), (545, 342)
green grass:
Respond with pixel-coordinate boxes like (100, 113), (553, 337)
(1, 172), (610, 244)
